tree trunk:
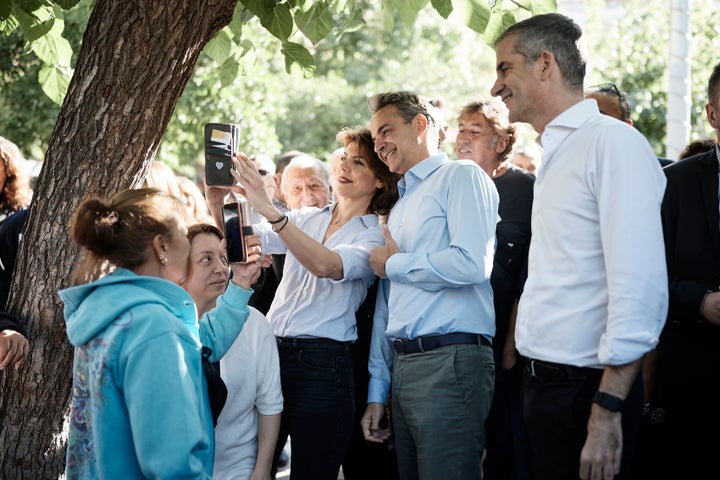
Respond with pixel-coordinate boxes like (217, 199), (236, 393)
(0, 0), (236, 477)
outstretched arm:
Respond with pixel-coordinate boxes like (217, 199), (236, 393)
(231, 153), (346, 280)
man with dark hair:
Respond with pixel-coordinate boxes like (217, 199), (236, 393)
(492, 13), (668, 480)
(651, 60), (720, 478)
(362, 91), (499, 480)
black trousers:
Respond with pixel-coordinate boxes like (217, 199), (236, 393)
(522, 361), (643, 480)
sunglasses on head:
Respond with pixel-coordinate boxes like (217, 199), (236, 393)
(587, 82), (622, 98)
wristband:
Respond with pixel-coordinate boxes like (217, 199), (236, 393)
(272, 216), (289, 233)
(592, 391), (624, 412)
(268, 214), (287, 225)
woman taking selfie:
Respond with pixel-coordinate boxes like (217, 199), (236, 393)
(206, 128), (399, 480)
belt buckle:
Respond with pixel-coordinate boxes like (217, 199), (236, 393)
(393, 339), (406, 355)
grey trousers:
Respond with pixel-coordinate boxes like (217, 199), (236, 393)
(391, 343), (495, 480)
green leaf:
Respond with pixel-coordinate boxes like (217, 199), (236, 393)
(205, 28), (233, 64)
(219, 56), (240, 87)
(38, 63), (72, 105)
(430, 0), (453, 19)
(336, 7), (364, 34)
(228, 3), (252, 37)
(16, 4), (55, 42)
(281, 41), (316, 77)
(0, 1), (12, 22)
(396, 0), (428, 25)
(259, 3), (293, 42)
(530, 0), (557, 15)
(483, 10), (515, 46)
(295, 3), (333, 44)
(381, 1), (394, 31)
(452, 0), (491, 34)
(240, 0), (273, 19)
(32, 30), (72, 64)
(507, 0), (557, 14)
(0, 15), (20, 35)
(54, 0), (82, 9)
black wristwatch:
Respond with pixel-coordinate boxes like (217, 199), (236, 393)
(592, 391), (624, 412)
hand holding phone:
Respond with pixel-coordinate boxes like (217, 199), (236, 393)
(221, 201), (254, 264)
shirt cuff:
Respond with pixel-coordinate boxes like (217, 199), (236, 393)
(367, 378), (391, 404)
(224, 281), (253, 304)
(385, 252), (407, 283)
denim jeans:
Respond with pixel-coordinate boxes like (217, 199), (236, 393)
(275, 337), (355, 480)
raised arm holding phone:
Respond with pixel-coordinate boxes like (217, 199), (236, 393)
(205, 129), (399, 480)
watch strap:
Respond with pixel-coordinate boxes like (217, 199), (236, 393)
(592, 391), (624, 412)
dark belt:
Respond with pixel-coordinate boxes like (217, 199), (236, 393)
(276, 336), (351, 351)
(393, 332), (490, 355)
(526, 358), (602, 382)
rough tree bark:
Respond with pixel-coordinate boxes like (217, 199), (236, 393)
(0, 0), (237, 477)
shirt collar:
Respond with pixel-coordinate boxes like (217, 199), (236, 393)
(324, 201), (379, 228)
(541, 100), (598, 142)
(398, 153), (448, 197)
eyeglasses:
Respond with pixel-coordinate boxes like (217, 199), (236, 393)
(587, 82), (622, 98)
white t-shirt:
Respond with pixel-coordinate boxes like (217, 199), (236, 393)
(213, 308), (283, 480)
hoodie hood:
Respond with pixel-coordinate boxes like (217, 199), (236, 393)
(60, 268), (197, 347)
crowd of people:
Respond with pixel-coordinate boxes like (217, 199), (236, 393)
(2, 11), (720, 480)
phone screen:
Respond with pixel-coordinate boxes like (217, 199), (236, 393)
(222, 202), (247, 264)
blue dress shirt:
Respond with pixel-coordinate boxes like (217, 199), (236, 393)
(367, 153), (500, 403)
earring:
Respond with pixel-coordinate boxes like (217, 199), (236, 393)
(159, 256), (168, 265)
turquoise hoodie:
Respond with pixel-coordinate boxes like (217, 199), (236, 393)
(60, 268), (251, 479)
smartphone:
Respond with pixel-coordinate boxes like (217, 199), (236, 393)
(204, 123), (240, 186)
(221, 201), (254, 264)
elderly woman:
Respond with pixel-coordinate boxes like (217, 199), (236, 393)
(60, 188), (262, 479)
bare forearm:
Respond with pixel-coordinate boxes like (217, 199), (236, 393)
(598, 358), (643, 399)
(254, 413), (281, 473)
(272, 219), (343, 279)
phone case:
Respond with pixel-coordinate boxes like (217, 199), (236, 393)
(222, 202), (248, 264)
(204, 123), (240, 186)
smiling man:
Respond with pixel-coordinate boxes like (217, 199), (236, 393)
(361, 91), (499, 480)
(491, 13), (668, 480)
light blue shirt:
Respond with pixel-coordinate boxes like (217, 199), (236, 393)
(255, 204), (383, 342)
(368, 153), (500, 404)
